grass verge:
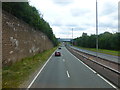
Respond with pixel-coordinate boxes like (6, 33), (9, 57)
(2, 47), (57, 88)
(74, 46), (120, 56)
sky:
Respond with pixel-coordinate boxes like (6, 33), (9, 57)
(29, 0), (119, 39)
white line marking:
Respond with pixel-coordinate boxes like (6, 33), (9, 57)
(27, 49), (57, 89)
(66, 71), (70, 78)
(65, 47), (117, 89)
(73, 49), (119, 74)
(97, 74), (117, 89)
(63, 59), (65, 62)
(80, 61), (97, 74)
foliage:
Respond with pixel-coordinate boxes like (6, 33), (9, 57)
(2, 2), (58, 46)
(74, 32), (120, 51)
(2, 47), (57, 88)
(75, 46), (120, 56)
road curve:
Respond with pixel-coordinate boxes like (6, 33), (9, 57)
(29, 47), (115, 88)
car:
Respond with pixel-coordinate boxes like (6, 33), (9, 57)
(55, 51), (61, 56)
(58, 47), (61, 49)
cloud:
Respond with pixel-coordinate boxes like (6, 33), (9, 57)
(99, 0), (118, 16)
(66, 26), (87, 31)
(74, 27), (87, 31)
(52, 22), (63, 26)
(59, 31), (71, 35)
(103, 5), (116, 15)
(99, 22), (117, 29)
(52, 0), (74, 6)
(97, 0), (118, 33)
(29, 0), (118, 38)
(70, 8), (90, 17)
(65, 23), (78, 27)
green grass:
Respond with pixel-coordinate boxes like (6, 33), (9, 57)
(2, 47), (57, 88)
(74, 46), (120, 56)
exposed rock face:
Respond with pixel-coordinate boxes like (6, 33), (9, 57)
(2, 11), (53, 66)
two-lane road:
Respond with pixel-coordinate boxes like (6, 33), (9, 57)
(29, 47), (116, 88)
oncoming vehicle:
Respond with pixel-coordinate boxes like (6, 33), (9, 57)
(55, 51), (61, 56)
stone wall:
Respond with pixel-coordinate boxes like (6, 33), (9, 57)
(2, 11), (53, 66)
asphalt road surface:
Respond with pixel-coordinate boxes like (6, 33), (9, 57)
(71, 46), (119, 64)
(29, 47), (115, 88)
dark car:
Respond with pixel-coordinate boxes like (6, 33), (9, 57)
(58, 47), (61, 49)
(55, 51), (61, 56)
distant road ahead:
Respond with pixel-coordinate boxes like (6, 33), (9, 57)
(29, 47), (115, 88)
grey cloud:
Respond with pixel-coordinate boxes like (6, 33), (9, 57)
(112, 14), (118, 20)
(61, 26), (87, 31)
(52, 0), (74, 6)
(99, 2), (118, 30)
(70, 8), (90, 17)
(101, 2), (117, 16)
(52, 23), (62, 26)
(64, 23), (94, 31)
(65, 23), (78, 27)
(59, 31), (71, 35)
(52, 19), (63, 26)
(99, 22), (117, 29)
(84, 23), (95, 27)
(72, 27), (87, 31)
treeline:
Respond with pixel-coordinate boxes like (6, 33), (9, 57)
(74, 32), (120, 50)
(2, 2), (58, 46)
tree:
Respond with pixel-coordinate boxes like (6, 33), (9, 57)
(2, 2), (58, 46)
(74, 32), (120, 51)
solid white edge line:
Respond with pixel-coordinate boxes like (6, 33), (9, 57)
(27, 49), (57, 89)
(65, 47), (117, 89)
(65, 48), (97, 73)
(97, 74), (116, 89)
(66, 71), (70, 78)
(73, 49), (119, 74)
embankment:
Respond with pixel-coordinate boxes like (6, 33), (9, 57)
(2, 11), (53, 66)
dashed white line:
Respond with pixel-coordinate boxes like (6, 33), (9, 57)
(63, 59), (65, 62)
(66, 71), (70, 78)
(65, 47), (117, 89)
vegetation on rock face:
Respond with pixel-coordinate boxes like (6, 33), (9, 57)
(2, 2), (58, 46)
(2, 47), (57, 88)
(74, 32), (120, 51)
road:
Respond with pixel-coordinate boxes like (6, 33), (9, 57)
(29, 47), (115, 88)
(71, 46), (119, 64)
